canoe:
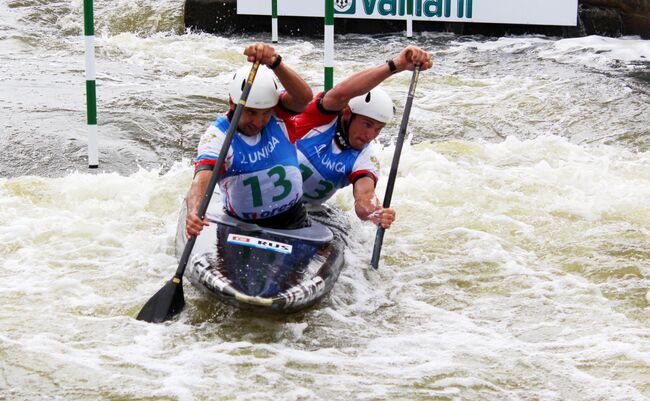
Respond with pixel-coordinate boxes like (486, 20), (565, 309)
(175, 199), (347, 313)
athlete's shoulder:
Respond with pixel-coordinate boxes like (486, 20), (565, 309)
(353, 143), (381, 171)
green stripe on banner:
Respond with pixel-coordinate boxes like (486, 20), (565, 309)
(86, 80), (97, 125)
(272, 0), (277, 18)
(83, 0), (94, 36)
(407, 0), (413, 15)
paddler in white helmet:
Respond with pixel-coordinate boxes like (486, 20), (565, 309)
(292, 45), (432, 229)
(185, 42), (313, 238)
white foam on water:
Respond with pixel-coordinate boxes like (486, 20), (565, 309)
(100, 32), (241, 78)
(2, 1), (650, 398)
(291, 135), (649, 399)
(447, 35), (650, 70)
(2, 121), (649, 401)
(541, 35), (650, 69)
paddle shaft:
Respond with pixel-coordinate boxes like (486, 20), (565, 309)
(370, 65), (421, 269)
(174, 61), (262, 280)
(135, 61), (263, 323)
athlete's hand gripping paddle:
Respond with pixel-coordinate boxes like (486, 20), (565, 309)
(136, 61), (262, 323)
(370, 65), (421, 269)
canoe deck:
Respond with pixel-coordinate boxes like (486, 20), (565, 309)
(176, 201), (348, 312)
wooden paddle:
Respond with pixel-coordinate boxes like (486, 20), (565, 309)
(136, 61), (262, 323)
(370, 64), (421, 269)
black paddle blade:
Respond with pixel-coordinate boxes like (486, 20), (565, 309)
(370, 227), (386, 269)
(136, 277), (185, 323)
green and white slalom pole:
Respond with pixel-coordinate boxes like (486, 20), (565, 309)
(84, 0), (98, 168)
(271, 0), (278, 43)
(406, 0), (413, 38)
(324, 0), (334, 90)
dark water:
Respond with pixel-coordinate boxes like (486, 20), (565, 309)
(1, 1), (649, 178)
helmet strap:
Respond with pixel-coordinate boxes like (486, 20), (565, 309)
(334, 113), (354, 150)
(226, 99), (236, 121)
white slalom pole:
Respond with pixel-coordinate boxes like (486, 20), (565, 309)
(272, 0), (278, 43)
(406, 0), (413, 38)
(406, 16), (413, 37)
(324, 0), (334, 90)
(83, 0), (98, 168)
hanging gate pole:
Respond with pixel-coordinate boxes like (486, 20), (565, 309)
(272, 0), (278, 43)
(83, 0), (98, 168)
(324, 0), (334, 90)
(406, 0), (413, 37)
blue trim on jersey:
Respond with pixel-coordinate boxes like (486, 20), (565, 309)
(195, 154), (218, 162)
(297, 123), (363, 188)
(212, 115), (299, 177)
(214, 116), (230, 134)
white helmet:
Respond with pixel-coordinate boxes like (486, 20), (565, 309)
(348, 88), (394, 123)
(228, 65), (280, 109)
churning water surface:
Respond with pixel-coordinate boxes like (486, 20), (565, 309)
(1, 1), (649, 400)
